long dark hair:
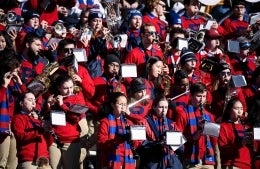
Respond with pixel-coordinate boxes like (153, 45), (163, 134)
(222, 97), (242, 122)
(98, 92), (127, 119)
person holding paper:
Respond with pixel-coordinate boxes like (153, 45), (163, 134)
(210, 62), (247, 122)
(175, 82), (217, 169)
(218, 97), (252, 169)
(98, 92), (137, 169)
(137, 94), (183, 169)
(124, 23), (163, 77)
(12, 92), (49, 169)
(47, 74), (85, 169)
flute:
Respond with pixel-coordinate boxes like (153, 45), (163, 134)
(128, 95), (150, 108)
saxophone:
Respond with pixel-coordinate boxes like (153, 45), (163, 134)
(27, 61), (59, 96)
(68, 66), (82, 93)
(162, 36), (172, 96)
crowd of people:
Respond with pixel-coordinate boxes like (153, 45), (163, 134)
(0, 0), (260, 168)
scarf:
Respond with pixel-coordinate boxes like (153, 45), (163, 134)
(0, 89), (10, 133)
(107, 113), (135, 169)
(186, 105), (215, 165)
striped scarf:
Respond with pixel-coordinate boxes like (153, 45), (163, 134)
(148, 114), (175, 167)
(107, 113), (135, 169)
(186, 105), (215, 165)
(0, 88), (10, 133)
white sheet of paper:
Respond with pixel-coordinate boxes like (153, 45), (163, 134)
(121, 64), (137, 77)
(130, 126), (146, 140)
(254, 128), (260, 140)
(51, 111), (66, 126)
(166, 131), (186, 145)
(47, 38), (62, 47)
(204, 20), (214, 30)
(227, 40), (240, 53)
(119, 34), (128, 48)
(73, 48), (87, 62)
(177, 38), (188, 50)
(203, 121), (220, 137)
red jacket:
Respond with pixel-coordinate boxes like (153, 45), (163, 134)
(11, 113), (49, 163)
(50, 92), (85, 143)
(124, 45), (163, 77)
(142, 13), (167, 41)
(218, 122), (251, 169)
(86, 75), (126, 116)
(59, 65), (95, 99)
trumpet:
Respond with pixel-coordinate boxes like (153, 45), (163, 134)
(46, 23), (65, 35)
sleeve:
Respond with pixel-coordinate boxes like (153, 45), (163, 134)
(174, 106), (187, 132)
(97, 118), (123, 150)
(79, 66), (95, 99)
(11, 115), (41, 142)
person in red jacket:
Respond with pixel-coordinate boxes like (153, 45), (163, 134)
(124, 23), (163, 77)
(86, 54), (126, 118)
(221, 0), (249, 39)
(98, 92), (137, 169)
(46, 74), (85, 169)
(126, 77), (152, 123)
(12, 92), (49, 169)
(142, 0), (167, 42)
(0, 50), (23, 169)
(218, 97), (252, 169)
(175, 82), (217, 168)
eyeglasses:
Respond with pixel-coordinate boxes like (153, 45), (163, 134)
(145, 31), (157, 36)
(116, 103), (127, 107)
(220, 71), (231, 76)
(63, 48), (73, 53)
(109, 63), (120, 68)
(158, 3), (166, 8)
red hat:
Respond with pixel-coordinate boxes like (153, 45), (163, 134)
(205, 29), (222, 39)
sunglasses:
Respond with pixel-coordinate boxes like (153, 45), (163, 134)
(240, 42), (251, 50)
(220, 71), (231, 76)
(145, 31), (157, 36)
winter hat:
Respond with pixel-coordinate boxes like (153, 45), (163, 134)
(130, 77), (146, 93)
(23, 10), (40, 23)
(217, 62), (231, 73)
(205, 28), (222, 39)
(180, 48), (197, 65)
(169, 10), (181, 26)
(88, 10), (103, 21)
(127, 9), (142, 22)
(105, 54), (120, 66)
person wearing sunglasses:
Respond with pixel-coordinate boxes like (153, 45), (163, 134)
(124, 23), (163, 77)
(142, 0), (168, 42)
(210, 62), (247, 123)
(228, 36), (256, 82)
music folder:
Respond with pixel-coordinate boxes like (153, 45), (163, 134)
(69, 104), (89, 114)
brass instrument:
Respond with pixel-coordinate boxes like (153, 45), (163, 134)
(162, 34), (172, 96)
(103, 0), (122, 35)
(68, 66), (82, 93)
(27, 61), (59, 96)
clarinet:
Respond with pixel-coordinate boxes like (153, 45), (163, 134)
(38, 110), (64, 149)
(49, 129), (64, 149)
(122, 112), (140, 160)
